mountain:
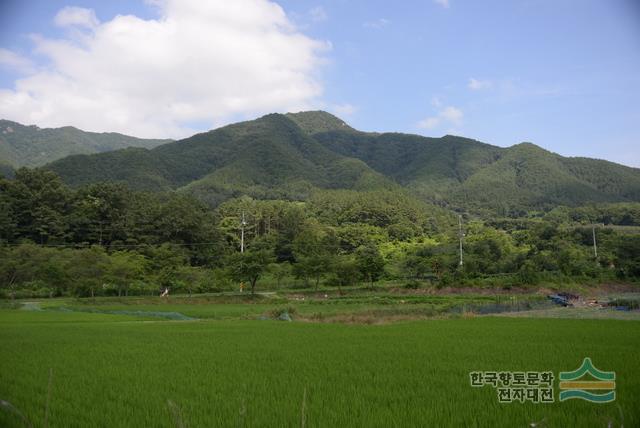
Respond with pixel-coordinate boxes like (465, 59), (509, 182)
(285, 110), (355, 134)
(312, 128), (640, 212)
(44, 111), (640, 212)
(0, 119), (171, 168)
(0, 160), (13, 179)
(47, 113), (397, 206)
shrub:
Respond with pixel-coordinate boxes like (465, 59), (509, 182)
(404, 280), (420, 290)
(269, 306), (297, 319)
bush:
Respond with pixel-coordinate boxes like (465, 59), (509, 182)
(269, 306), (297, 319)
(403, 280), (421, 289)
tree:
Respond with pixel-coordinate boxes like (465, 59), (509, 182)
(355, 244), (385, 287)
(402, 246), (435, 279)
(0, 181), (17, 243)
(226, 247), (275, 294)
(291, 223), (337, 289)
(144, 244), (190, 292)
(329, 256), (359, 293)
(107, 251), (147, 296)
(268, 262), (291, 288)
(614, 235), (640, 278)
(293, 254), (334, 290)
(0, 244), (67, 299)
(7, 169), (71, 244)
(173, 265), (206, 296)
(66, 246), (111, 297)
(0, 245), (30, 299)
(68, 183), (131, 245)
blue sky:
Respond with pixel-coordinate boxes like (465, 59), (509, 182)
(1, 0), (639, 166)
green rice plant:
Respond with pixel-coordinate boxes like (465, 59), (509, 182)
(0, 308), (638, 427)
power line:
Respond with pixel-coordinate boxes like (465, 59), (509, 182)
(0, 241), (223, 249)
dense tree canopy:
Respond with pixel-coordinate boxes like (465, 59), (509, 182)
(39, 112), (640, 214)
(1, 169), (639, 298)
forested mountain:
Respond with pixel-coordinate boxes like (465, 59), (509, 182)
(0, 119), (170, 168)
(44, 111), (640, 213)
(47, 113), (397, 206)
(3, 115), (640, 297)
(285, 110), (355, 134)
(312, 122), (640, 213)
(0, 160), (13, 179)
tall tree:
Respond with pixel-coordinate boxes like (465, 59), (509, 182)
(226, 239), (275, 294)
(355, 244), (385, 287)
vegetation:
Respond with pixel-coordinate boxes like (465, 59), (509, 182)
(0, 310), (637, 427)
(2, 110), (640, 427)
(285, 110), (355, 134)
(46, 113), (395, 202)
(42, 111), (640, 213)
(315, 130), (640, 213)
(0, 119), (169, 168)
(0, 161), (13, 179)
(1, 168), (639, 299)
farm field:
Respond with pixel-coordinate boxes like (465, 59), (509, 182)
(1, 300), (639, 427)
(51, 292), (546, 322)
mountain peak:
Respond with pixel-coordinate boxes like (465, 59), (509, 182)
(509, 142), (550, 154)
(285, 110), (355, 134)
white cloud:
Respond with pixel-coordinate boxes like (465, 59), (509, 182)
(0, 49), (34, 73)
(434, 0), (450, 8)
(331, 103), (357, 117)
(417, 105), (463, 130)
(309, 6), (327, 22)
(417, 117), (440, 129)
(430, 96), (442, 108)
(363, 18), (390, 29)
(440, 106), (463, 124)
(54, 6), (100, 29)
(468, 77), (492, 90)
(0, 0), (329, 138)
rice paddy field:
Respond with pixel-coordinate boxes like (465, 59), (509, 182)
(1, 296), (639, 427)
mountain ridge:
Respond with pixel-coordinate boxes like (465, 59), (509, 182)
(33, 111), (640, 212)
(0, 119), (171, 168)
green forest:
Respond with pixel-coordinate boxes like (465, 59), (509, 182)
(0, 119), (169, 168)
(1, 168), (639, 299)
(42, 112), (640, 214)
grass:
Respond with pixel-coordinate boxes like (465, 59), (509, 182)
(0, 305), (639, 427)
(45, 293), (547, 323)
(496, 307), (640, 321)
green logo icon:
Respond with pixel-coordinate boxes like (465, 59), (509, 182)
(559, 358), (615, 403)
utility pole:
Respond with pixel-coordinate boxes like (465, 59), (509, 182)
(240, 211), (247, 253)
(592, 224), (598, 261)
(458, 214), (464, 267)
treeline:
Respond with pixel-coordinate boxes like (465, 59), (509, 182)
(0, 243), (217, 298)
(544, 203), (640, 226)
(0, 169), (220, 258)
(1, 169), (639, 298)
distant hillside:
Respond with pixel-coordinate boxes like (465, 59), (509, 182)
(0, 119), (171, 167)
(47, 113), (397, 206)
(0, 160), (13, 178)
(313, 130), (640, 212)
(44, 111), (640, 212)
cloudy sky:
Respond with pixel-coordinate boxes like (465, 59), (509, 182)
(0, 0), (639, 166)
